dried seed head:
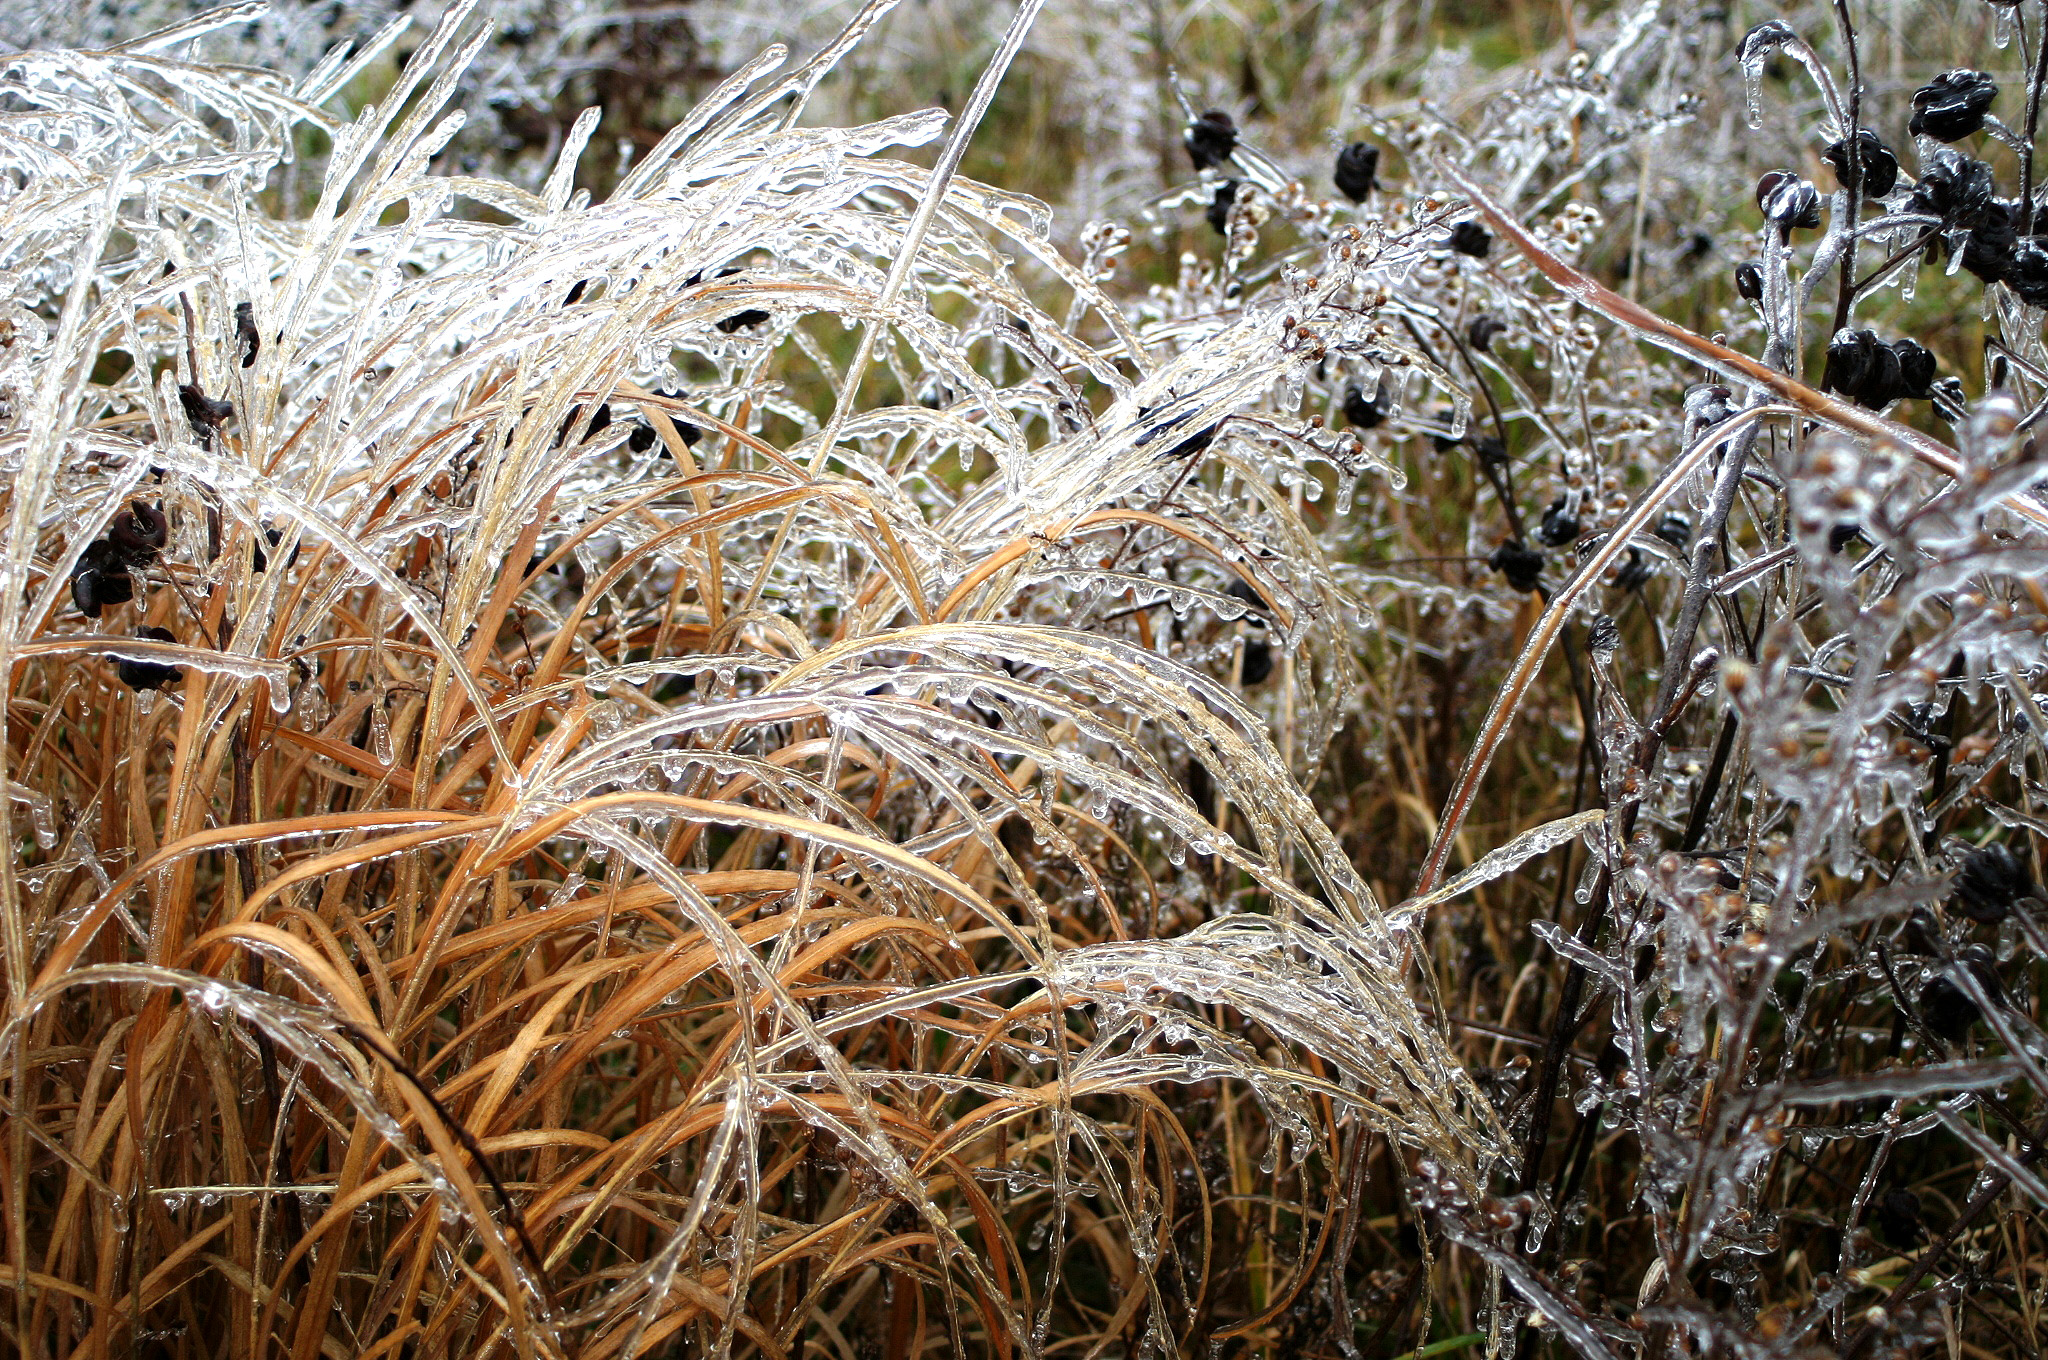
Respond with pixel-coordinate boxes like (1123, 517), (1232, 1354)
(1238, 636), (1273, 685)
(1447, 220), (1492, 258)
(1538, 497), (1580, 547)
(117, 625), (183, 692)
(1488, 539), (1543, 593)
(1467, 315), (1508, 353)
(1755, 170), (1821, 231)
(1343, 384), (1388, 429)
(1184, 110), (1237, 171)
(1951, 841), (2033, 924)
(1822, 130), (1898, 198)
(108, 501), (168, 565)
(1910, 69), (1997, 142)
(1206, 180), (1239, 235)
(1334, 141), (1380, 202)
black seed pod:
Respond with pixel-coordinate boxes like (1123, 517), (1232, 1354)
(1910, 69), (1997, 142)
(692, 266), (769, 333)
(1538, 498), (1580, 547)
(1959, 199), (2020, 283)
(1892, 337), (1936, 399)
(1613, 548), (1653, 591)
(1225, 577), (1268, 629)
(1448, 221), (1492, 258)
(1467, 315), (1508, 353)
(1184, 110), (1238, 171)
(251, 527), (298, 573)
(1334, 141), (1380, 202)
(178, 384), (233, 443)
(1735, 261), (1764, 301)
(1822, 130), (1898, 198)
(117, 626), (183, 692)
(1488, 540), (1543, 593)
(1469, 435), (1509, 469)
(1162, 421), (1223, 461)
(1824, 329), (1932, 409)
(1918, 946), (2003, 1041)
(234, 301), (260, 368)
(1683, 383), (1736, 431)
(1952, 842), (2034, 924)
(2003, 235), (2048, 305)
(1654, 512), (1691, 548)
(1206, 180), (1239, 235)
(1910, 149), (1997, 225)
(108, 500), (168, 565)
(1343, 384), (1388, 429)
(1756, 170), (1822, 231)
(71, 537), (139, 616)
(1828, 522), (1864, 553)
(1588, 613), (1621, 655)
(1238, 636), (1273, 684)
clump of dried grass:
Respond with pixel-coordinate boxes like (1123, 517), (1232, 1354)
(0, 3), (1502, 1356)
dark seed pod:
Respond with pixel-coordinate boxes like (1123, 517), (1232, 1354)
(1334, 141), (1380, 202)
(2002, 235), (2048, 306)
(692, 266), (769, 333)
(1467, 315), (1508, 353)
(1824, 329), (1931, 409)
(251, 527), (298, 573)
(1184, 110), (1238, 171)
(716, 307), (770, 334)
(116, 625), (183, 692)
(1469, 435), (1508, 469)
(1447, 221), (1492, 258)
(1822, 130), (1898, 198)
(1538, 497), (1581, 547)
(1612, 547), (1652, 591)
(108, 500), (168, 565)
(1343, 384), (1388, 429)
(1588, 613), (1621, 656)
(554, 402), (612, 446)
(1206, 180), (1239, 235)
(1951, 842), (2034, 924)
(1828, 522), (1864, 553)
(1162, 421), (1223, 461)
(1917, 947), (2003, 1041)
(1910, 69), (1997, 142)
(1654, 512), (1691, 548)
(1824, 328), (1876, 401)
(70, 561), (135, 618)
(234, 301), (260, 368)
(1683, 383), (1736, 432)
(1891, 338), (1936, 400)
(1756, 170), (1822, 231)
(1225, 577), (1268, 629)
(1959, 200), (2019, 283)
(1909, 149), (1997, 226)
(1238, 636), (1273, 684)
(1488, 540), (1543, 593)
(178, 384), (234, 443)
(1734, 261), (1764, 301)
